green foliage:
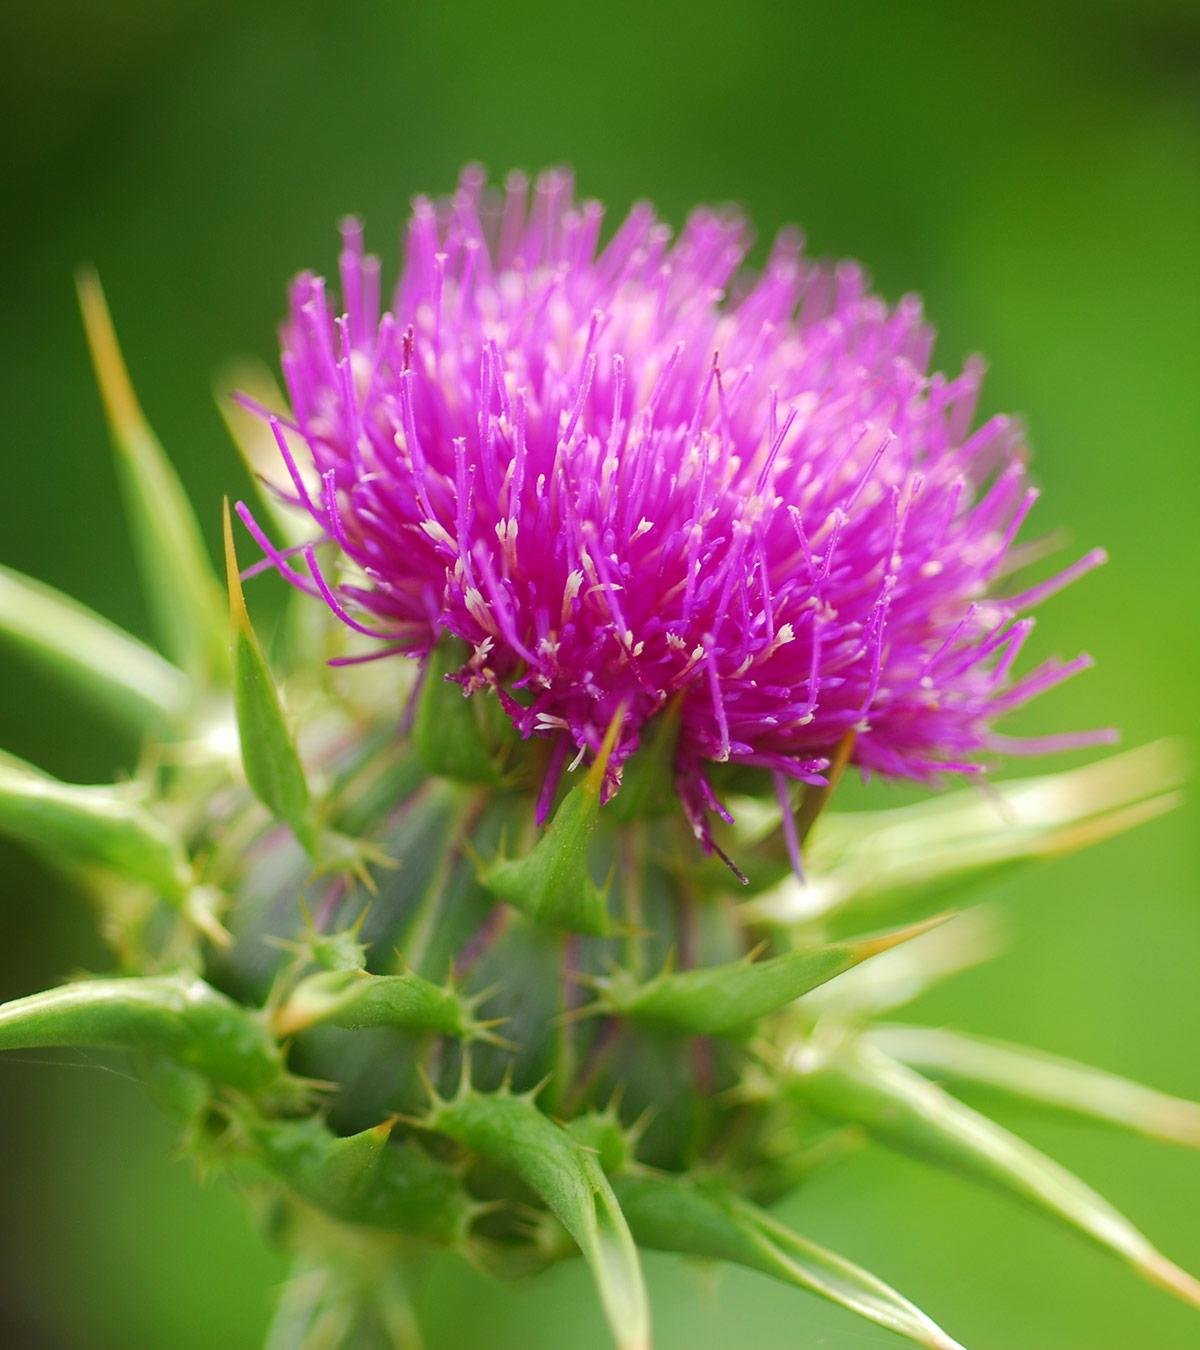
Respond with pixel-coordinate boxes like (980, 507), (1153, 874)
(614, 1171), (964, 1350)
(786, 1033), (1200, 1310)
(0, 563), (189, 729)
(274, 967), (498, 1043)
(749, 742), (1185, 930)
(868, 1024), (1200, 1148)
(247, 1114), (475, 1246)
(223, 501), (318, 855)
(422, 1082), (651, 1350)
(0, 756), (192, 905)
(0, 282), (1195, 1350)
(594, 918), (944, 1037)
(480, 713), (624, 935)
(76, 271), (228, 687)
(0, 974), (283, 1094)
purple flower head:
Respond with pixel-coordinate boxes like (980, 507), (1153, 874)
(241, 166), (1111, 840)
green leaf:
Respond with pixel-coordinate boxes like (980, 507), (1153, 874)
(424, 1085), (650, 1350)
(747, 742), (1183, 927)
(868, 1024), (1200, 1148)
(413, 637), (510, 784)
(597, 918), (944, 1037)
(273, 967), (496, 1043)
(77, 270), (228, 685)
(786, 1033), (1200, 1309)
(0, 973), (283, 1093)
(0, 758), (191, 905)
(480, 711), (623, 935)
(248, 1114), (475, 1246)
(614, 1171), (964, 1350)
(223, 500), (318, 855)
(567, 1109), (642, 1176)
(0, 563), (189, 728)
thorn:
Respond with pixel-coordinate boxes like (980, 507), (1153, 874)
(563, 968), (602, 990)
(414, 1061), (438, 1107)
(522, 1073), (553, 1104)
(613, 921), (654, 940)
(466, 1197), (508, 1222)
(853, 912), (954, 960)
(1138, 1250), (1200, 1312)
(795, 729), (857, 844)
(293, 1074), (339, 1096)
(466, 981), (505, 1011)
(626, 1103), (657, 1147)
(185, 888), (232, 948)
(477, 1026), (519, 1052)
(584, 701), (628, 799)
(389, 1110), (431, 1131)
(75, 269), (144, 443)
(460, 835), (487, 872)
(604, 1080), (627, 1117)
(551, 1000), (606, 1027)
(221, 498), (251, 633)
(456, 1046), (473, 1099)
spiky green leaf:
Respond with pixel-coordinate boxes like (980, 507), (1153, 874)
(786, 1034), (1200, 1309)
(77, 270), (228, 685)
(0, 563), (189, 728)
(274, 968), (491, 1042)
(424, 1086), (650, 1350)
(0, 974), (283, 1093)
(480, 712), (624, 935)
(568, 1110), (642, 1176)
(248, 1114), (475, 1245)
(614, 1171), (964, 1350)
(598, 918), (943, 1037)
(223, 501), (318, 855)
(868, 1024), (1200, 1148)
(0, 758), (191, 904)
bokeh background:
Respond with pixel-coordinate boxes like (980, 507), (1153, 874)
(1, 2), (1197, 1346)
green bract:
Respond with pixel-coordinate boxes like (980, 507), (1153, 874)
(0, 283), (1194, 1350)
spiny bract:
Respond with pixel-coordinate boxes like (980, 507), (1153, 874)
(0, 172), (1195, 1350)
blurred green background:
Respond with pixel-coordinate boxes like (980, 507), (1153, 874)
(1, 2), (1197, 1346)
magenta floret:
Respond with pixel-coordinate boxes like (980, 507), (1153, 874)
(241, 166), (1111, 835)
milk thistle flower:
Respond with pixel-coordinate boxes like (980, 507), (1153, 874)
(243, 166), (1110, 853)
(0, 171), (1195, 1350)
